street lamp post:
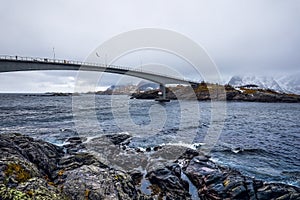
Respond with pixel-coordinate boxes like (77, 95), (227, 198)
(53, 47), (56, 59)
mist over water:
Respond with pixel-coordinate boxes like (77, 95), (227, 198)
(0, 94), (299, 187)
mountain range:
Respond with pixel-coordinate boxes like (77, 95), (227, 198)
(228, 74), (300, 94)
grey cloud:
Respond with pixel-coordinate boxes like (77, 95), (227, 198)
(0, 0), (299, 91)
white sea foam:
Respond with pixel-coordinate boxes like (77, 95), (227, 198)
(162, 142), (205, 150)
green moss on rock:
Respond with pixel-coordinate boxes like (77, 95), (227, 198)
(0, 184), (31, 200)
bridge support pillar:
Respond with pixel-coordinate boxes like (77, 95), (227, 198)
(155, 84), (170, 102)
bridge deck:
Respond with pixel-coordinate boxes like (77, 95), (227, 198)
(0, 55), (199, 85)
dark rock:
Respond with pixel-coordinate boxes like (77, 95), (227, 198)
(151, 145), (199, 162)
(44, 92), (74, 96)
(84, 135), (149, 171)
(61, 166), (140, 200)
(131, 90), (159, 99)
(253, 179), (264, 189)
(245, 177), (256, 200)
(0, 133), (64, 177)
(136, 148), (143, 153)
(230, 185), (247, 199)
(65, 136), (85, 144)
(178, 148), (200, 160)
(1, 133), (300, 200)
(63, 136), (88, 154)
(256, 185), (273, 200)
(145, 147), (151, 152)
(204, 171), (224, 186)
(153, 146), (162, 151)
(105, 133), (131, 145)
(0, 133), (149, 200)
(184, 155), (300, 200)
(129, 170), (144, 185)
(0, 134), (68, 199)
(56, 152), (105, 173)
(290, 192), (300, 199)
(146, 163), (191, 199)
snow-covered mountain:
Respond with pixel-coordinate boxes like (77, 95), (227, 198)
(277, 73), (300, 95)
(228, 75), (284, 92)
(137, 80), (159, 91)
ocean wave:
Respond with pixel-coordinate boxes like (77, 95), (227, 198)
(212, 147), (274, 156)
(162, 142), (205, 150)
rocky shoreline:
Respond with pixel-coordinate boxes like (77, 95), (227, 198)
(0, 133), (299, 199)
(131, 84), (300, 103)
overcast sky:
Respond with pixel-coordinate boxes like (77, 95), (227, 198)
(0, 0), (299, 92)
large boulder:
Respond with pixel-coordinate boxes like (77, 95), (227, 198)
(146, 163), (191, 199)
(0, 133), (68, 200)
(0, 133), (149, 200)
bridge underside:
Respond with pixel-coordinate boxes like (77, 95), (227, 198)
(0, 58), (199, 101)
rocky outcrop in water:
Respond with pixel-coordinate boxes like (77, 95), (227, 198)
(225, 87), (300, 103)
(0, 133), (299, 200)
(131, 84), (300, 103)
(182, 155), (300, 200)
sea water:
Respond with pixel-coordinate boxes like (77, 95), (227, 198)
(0, 94), (299, 187)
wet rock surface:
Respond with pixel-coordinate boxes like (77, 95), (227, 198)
(0, 133), (148, 200)
(183, 156), (300, 200)
(0, 133), (299, 200)
(146, 163), (191, 199)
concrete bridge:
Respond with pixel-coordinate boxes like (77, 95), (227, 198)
(0, 55), (199, 101)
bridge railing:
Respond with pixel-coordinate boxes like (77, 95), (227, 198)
(0, 55), (195, 83)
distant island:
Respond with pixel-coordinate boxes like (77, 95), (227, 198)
(28, 82), (300, 103)
(130, 82), (300, 103)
